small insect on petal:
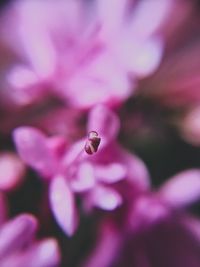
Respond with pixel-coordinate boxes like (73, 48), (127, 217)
(85, 131), (101, 155)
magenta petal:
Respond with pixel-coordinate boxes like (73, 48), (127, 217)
(13, 127), (57, 177)
(95, 163), (126, 183)
(0, 238), (60, 267)
(0, 214), (38, 259)
(82, 221), (121, 267)
(49, 175), (79, 236)
(0, 152), (25, 191)
(70, 162), (95, 192)
(87, 105), (120, 146)
(91, 185), (122, 211)
(159, 169), (200, 208)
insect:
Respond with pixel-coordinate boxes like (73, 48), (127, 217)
(85, 131), (101, 155)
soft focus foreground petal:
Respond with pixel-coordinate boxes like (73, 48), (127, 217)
(82, 221), (121, 267)
(129, 0), (172, 39)
(95, 163), (127, 183)
(91, 185), (122, 211)
(97, 0), (128, 35)
(112, 36), (164, 77)
(0, 152), (25, 191)
(13, 127), (57, 177)
(0, 214), (37, 259)
(87, 105), (120, 146)
(49, 175), (78, 236)
(70, 162), (95, 192)
(6, 65), (45, 106)
(0, 238), (60, 267)
(66, 52), (131, 108)
(159, 169), (200, 208)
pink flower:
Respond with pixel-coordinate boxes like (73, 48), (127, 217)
(0, 0), (172, 109)
(82, 169), (200, 267)
(13, 105), (149, 236)
(0, 213), (60, 267)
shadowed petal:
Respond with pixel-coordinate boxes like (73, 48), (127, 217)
(49, 175), (79, 236)
(0, 238), (60, 267)
(0, 214), (38, 259)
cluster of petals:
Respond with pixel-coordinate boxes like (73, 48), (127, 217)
(0, 0), (176, 109)
(13, 105), (149, 236)
(83, 169), (200, 267)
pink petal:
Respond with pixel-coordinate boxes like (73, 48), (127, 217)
(129, 0), (172, 39)
(70, 162), (95, 192)
(82, 220), (121, 267)
(112, 35), (163, 77)
(0, 152), (25, 191)
(0, 214), (38, 259)
(13, 127), (57, 178)
(95, 163), (126, 183)
(0, 238), (60, 267)
(49, 175), (79, 236)
(87, 105), (120, 146)
(67, 52), (131, 108)
(91, 185), (122, 211)
(97, 0), (128, 34)
(159, 169), (200, 208)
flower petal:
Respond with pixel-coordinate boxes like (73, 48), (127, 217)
(159, 169), (200, 208)
(91, 185), (122, 211)
(0, 238), (60, 267)
(70, 162), (95, 192)
(49, 175), (78, 236)
(13, 127), (57, 177)
(87, 105), (120, 146)
(0, 214), (37, 259)
(0, 152), (25, 191)
(95, 163), (126, 183)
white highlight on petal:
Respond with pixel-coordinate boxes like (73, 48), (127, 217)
(49, 175), (78, 236)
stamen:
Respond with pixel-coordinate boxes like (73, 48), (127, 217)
(85, 131), (101, 155)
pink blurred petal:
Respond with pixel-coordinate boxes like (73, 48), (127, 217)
(70, 162), (95, 192)
(13, 127), (58, 177)
(87, 105), (120, 146)
(91, 185), (122, 211)
(159, 169), (200, 208)
(112, 35), (164, 77)
(0, 238), (60, 267)
(82, 221), (121, 267)
(97, 0), (128, 35)
(67, 52), (131, 108)
(49, 175), (79, 236)
(130, 0), (172, 39)
(0, 152), (25, 191)
(0, 214), (38, 259)
(95, 163), (127, 183)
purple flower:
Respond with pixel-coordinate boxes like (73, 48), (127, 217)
(82, 169), (200, 267)
(13, 105), (149, 236)
(0, 213), (60, 267)
(0, 0), (170, 109)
